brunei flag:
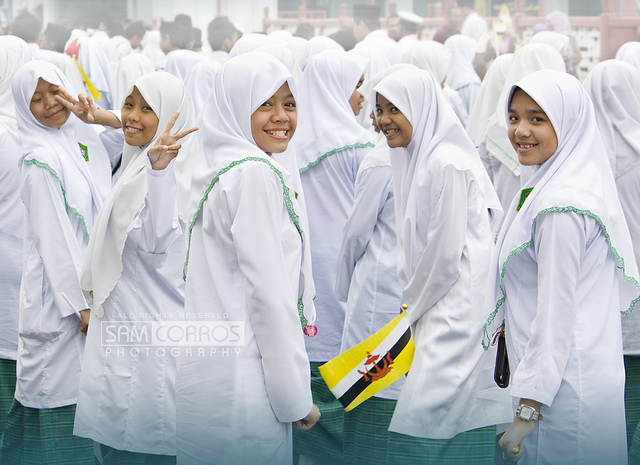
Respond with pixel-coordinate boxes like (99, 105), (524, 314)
(319, 312), (414, 411)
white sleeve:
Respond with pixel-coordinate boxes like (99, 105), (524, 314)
(510, 211), (585, 406)
(229, 162), (312, 423)
(126, 157), (183, 254)
(21, 163), (88, 318)
(402, 164), (468, 325)
(335, 165), (392, 302)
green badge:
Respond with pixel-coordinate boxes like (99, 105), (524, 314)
(78, 142), (89, 162)
(516, 187), (534, 212)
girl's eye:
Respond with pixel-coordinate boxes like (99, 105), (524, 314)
(143, 106), (153, 111)
(509, 115), (517, 122)
(261, 101), (272, 107)
(285, 102), (296, 108)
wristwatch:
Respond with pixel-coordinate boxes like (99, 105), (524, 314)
(516, 404), (543, 421)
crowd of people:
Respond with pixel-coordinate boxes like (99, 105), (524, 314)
(1, 3), (640, 465)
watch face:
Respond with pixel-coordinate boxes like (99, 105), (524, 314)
(519, 405), (535, 421)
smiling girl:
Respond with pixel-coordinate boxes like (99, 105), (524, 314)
(373, 67), (510, 465)
(3, 60), (112, 464)
(176, 52), (319, 465)
(484, 69), (640, 464)
(67, 71), (198, 464)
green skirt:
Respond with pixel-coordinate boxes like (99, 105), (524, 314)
(0, 358), (17, 441)
(343, 396), (397, 465)
(293, 362), (345, 465)
(1, 399), (94, 465)
(100, 444), (176, 465)
(387, 425), (497, 465)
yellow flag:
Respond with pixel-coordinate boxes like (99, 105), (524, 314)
(319, 312), (414, 411)
(73, 58), (101, 101)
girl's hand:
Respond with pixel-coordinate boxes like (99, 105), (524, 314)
(56, 88), (121, 128)
(148, 111), (198, 171)
(293, 404), (321, 431)
(498, 418), (535, 462)
(79, 309), (91, 335)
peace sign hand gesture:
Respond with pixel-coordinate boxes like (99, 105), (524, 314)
(55, 88), (122, 128)
(148, 111), (199, 171)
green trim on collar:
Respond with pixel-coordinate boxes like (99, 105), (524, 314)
(482, 206), (640, 350)
(183, 156), (309, 328)
(298, 142), (375, 174)
(23, 159), (90, 241)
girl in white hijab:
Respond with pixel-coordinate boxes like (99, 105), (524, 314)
(443, 34), (481, 114)
(402, 39), (468, 126)
(466, 53), (513, 147)
(0, 46), (24, 443)
(616, 41), (640, 72)
(3, 60), (112, 464)
(293, 48), (374, 465)
(484, 69), (639, 465)
(482, 43), (565, 215)
(72, 71), (198, 464)
(177, 51), (319, 465)
(583, 59), (640, 453)
(373, 66), (509, 464)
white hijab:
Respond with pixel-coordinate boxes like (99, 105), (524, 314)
(295, 50), (374, 171)
(466, 53), (513, 146)
(529, 31), (571, 55)
(184, 59), (222, 115)
(401, 40), (451, 85)
(483, 69), (640, 346)
(0, 35), (34, 62)
(0, 47), (23, 125)
(186, 52), (315, 329)
(374, 68), (501, 288)
(443, 34), (480, 92)
(12, 61), (112, 239)
(484, 43), (565, 175)
(615, 41), (640, 72)
(583, 59), (640, 178)
(115, 53), (155, 107)
(81, 71), (197, 317)
(75, 36), (117, 109)
(165, 49), (205, 82)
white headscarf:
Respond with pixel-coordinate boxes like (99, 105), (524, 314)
(374, 67), (501, 285)
(483, 69), (640, 345)
(466, 53), (513, 146)
(529, 30), (570, 55)
(443, 34), (481, 92)
(81, 71), (197, 317)
(187, 51), (315, 329)
(288, 36), (311, 70)
(0, 47), (22, 123)
(74, 36), (117, 109)
(12, 60), (112, 239)
(584, 59), (640, 178)
(402, 40), (451, 85)
(256, 43), (303, 81)
(306, 35), (344, 62)
(227, 33), (273, 59)
(183, 59), (222, 115)
(115, 53), (155, 109)
(484, 43), (565, 175)
(0, 35), (33, 62)
(165, 49), (204, 82)
(546, 10), (573, 36)
(615, 41), (640, 72)
(295, 50), (374, 171)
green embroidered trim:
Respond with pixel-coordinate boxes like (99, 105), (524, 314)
(455, 82), (481, 92)
(485, 135), (520, 170)
(183, 156), (308, 328)
(482, 206), (640, 350)
(78, 142), (89, 162)
(299, 142), (375, 174)
(516, 187), (534, 212)
(23, 159), (90, 242)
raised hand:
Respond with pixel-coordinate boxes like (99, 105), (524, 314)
(56, 88), (98, 124)
(148, 111), (198, 171)
(56, 88), (121, 128)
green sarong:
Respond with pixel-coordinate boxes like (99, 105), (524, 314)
(293, 362), (345, 465)
(1, 399), (94, 464)
(387, 425), (497, 465)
